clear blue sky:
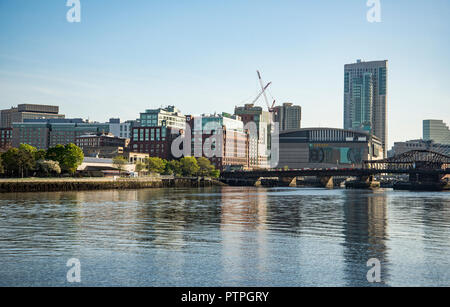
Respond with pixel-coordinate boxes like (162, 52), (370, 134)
(0, 0), (449, 147)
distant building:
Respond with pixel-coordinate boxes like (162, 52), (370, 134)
(0, 128), (12, 151)
(129, 106), (187, 159)
(273, 103), (302, 131)
(391, 139), (450, 157)
(423, 119), (450, 145)
(11, 119), (110, 150)
(277, 128), (383, 169)
(234, 104), (271, 168)
(187, 113), (249, 171)
(1, 104), (65, 128)
(139, 105), (186, 130)
(108, 118), (136, 139)
(75, 133), (129, 158)
(344, 60), (388, 156)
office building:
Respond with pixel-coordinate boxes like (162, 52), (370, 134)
(11, 119), (110, 150)
(108, 118), (136, 139)
(277, 128), (383, 169)
(130, 106), (186, 159)
(423, 120), (450, 145)
(139, 105), (186, 130)
(1, 104), (65, 128)
(187, 113), (249, 171)
(344, 60), (388, 155)
(234, 104), (271, 168)
(0, 128), (12, 151)
(273, 103), (302, 131)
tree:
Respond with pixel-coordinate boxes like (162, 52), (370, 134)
(47, 144), (84, 174)
(165, 160), (182, 176)
(196, 157), (216, 177)
(36, 160), (61, 177)
(147, 157), (167, 174)
(2, 148), (20, 177)
(135, 161), (146, 175)
(46, 144), (65, 163)
(34, 149), (47, 161)
(17, 144), (37, 178)
(113, 156), (128, 174)
(180, 157), (200, 177)
(61, 143), (84, 174)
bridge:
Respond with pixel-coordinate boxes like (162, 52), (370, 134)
(221, 150), (450, 190)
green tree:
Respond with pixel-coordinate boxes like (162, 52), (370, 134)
(34, 149), (47, 161)
(47, 144), (84, 174)
(113, 156), (128, 174)
(180, 157), (200, 177)
(147, 157), (167, 174)
(196, 157), (216, 177)
(210, 169), (220, 178)
(17, 144), (37, 177)
(165, 160), (182, 176)
(36, 160), (61, 177)
(61, 144), (84, 174)
(2, 148), (20, 177)
(135, 161), (146, 175)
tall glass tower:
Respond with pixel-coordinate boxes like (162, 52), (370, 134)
(344, 60), (388, 157)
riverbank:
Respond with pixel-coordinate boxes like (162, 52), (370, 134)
(0, 177), (226, 193)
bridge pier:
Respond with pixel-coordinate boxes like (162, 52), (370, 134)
(319, 176), (334, 189)
(346, 175), (380, 189)
(279, 177), (297, 187)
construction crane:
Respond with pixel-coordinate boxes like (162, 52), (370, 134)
(250, 81), (272, 106)
(257, 70), (276, 112)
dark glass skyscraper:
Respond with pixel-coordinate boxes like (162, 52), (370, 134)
(344, 60), (388, 157)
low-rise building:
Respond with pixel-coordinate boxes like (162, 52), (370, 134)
(277, 128), (383, 169)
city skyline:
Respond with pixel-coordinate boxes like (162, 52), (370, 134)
(1, 1), (450, 148)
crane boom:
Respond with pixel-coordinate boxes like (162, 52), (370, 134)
(251, 82), (272, 105)
(257, 70), (271, 110)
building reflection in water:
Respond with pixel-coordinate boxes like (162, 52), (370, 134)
(342, 190), (389, 286)
(220, 187), (268, 284)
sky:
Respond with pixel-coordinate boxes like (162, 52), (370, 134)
(0, 0), (449, 148)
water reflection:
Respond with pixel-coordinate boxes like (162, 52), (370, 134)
(342, 190), (388, 286)
(0, 187), (449, 286)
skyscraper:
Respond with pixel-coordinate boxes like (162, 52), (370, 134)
(423, 119), (450, 145)
(344, 60), (388, 156)
(273, 102), (302, 131)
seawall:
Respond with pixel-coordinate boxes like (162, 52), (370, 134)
(0, 177), (226, 193)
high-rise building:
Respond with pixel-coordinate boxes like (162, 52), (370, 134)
(234, 104), (271, 168)
(273, 103), (302, 131)
(344, 60), (388, 156)
(1, 104), (65, 128)
(423, 120), (450, 145)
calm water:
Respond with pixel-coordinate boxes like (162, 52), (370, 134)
(0, 187), (449, 287)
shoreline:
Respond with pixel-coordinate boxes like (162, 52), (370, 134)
(0, 177), (226, 193)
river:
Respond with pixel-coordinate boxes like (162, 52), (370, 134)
(0, 187), (449, 287)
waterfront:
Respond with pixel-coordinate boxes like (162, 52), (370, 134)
(0, 187), (449, 287)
